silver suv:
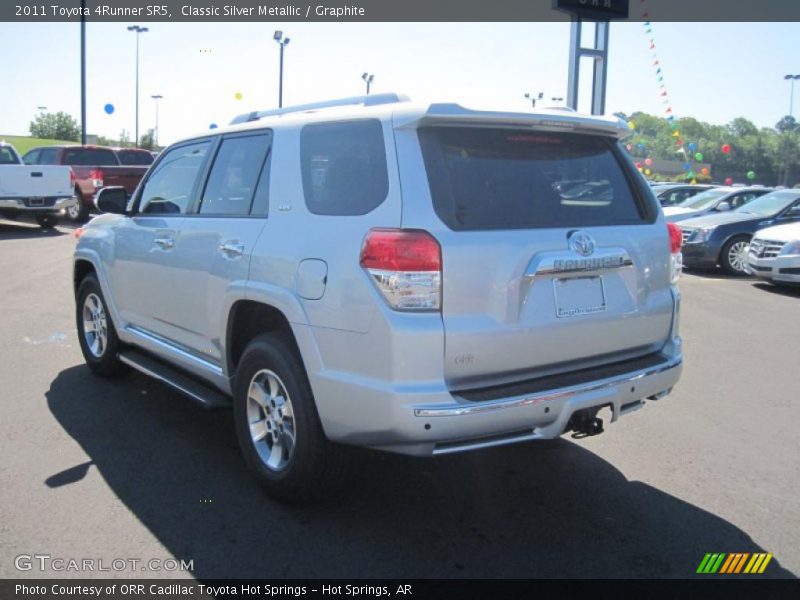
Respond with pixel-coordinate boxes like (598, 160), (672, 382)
(74, 95), (683, 501)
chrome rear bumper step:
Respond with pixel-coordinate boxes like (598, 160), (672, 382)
(119, 350), (230, 409)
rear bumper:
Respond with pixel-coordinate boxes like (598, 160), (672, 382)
(746, 254), (800, 284)
(314, 343), (683, 456)
(0, 196), (77, 213)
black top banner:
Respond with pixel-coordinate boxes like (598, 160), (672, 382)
(3, 0), (800, 22)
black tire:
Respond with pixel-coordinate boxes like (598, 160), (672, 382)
(76, 274), (128, 378)
(65, 189), (89, 223)
(720, 235), (751, 275)
(35, 213), (59, 228)
(233, 333), (350, 503)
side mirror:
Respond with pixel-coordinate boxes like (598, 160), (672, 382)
(94, 187), (128, 214)
(716, 201), (731, 212)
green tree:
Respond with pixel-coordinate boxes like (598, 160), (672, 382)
(775, 115), (799, 134)
(118, 129), (131, 148)
(139, 129), (155, 150)
(29, 111), (80, 141)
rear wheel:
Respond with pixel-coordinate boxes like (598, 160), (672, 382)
(35, 213), (58, 228)
(76, 274), (128, 377)
(720, 235), (751, 275)
(233, 333), (350, 503)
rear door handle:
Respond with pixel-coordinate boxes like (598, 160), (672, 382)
(218, 240), (244, 257)
(153, 236), (174, 250)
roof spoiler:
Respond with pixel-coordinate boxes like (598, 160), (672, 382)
(230, 93), (410, 124)
(394, 103), (629, 138)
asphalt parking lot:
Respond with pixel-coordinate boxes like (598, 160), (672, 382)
(0, 218), (798, 580)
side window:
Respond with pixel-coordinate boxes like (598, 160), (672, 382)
(731, 193), (754, 209)
(300, 119), (389, 216)
(38, 148), (58, 165)
(138, 140), (211, 215)
(200, 134), (271, 216)
(22, 149), (39, 165)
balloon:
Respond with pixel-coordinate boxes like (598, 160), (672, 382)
(637, 143), (645, 151)
(747, 171), (756, 180)
(645, 169), (651, 175)
(690, 178), (697, 184)
(683, 162), (691, 171)
(701, 167), (709, 175)
(687, 171), (695, 178)
(645, 158), (653, 166)
(688, 142), (696, 152)
(209, 123), (218, 129)
(104, 103), (114, 115)
(695, 152), (703, 161)
(628, 121), (635, 129)
(724, 177), (734, 185)
(234, 92), (243, 100)
(635, 162), (643, 169)
(722, 143), (731, 154)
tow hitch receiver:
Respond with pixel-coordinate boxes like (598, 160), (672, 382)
(568, 408), (605, 439)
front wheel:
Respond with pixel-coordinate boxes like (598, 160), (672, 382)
(35, 213), (59, 228)
(720, 235), (751, 275)
(76, 274), (128, 377)
(233, 333), (350, 503)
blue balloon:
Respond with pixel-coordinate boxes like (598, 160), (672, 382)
(209, 123), (218, 129)
(104, 103), (115, 115)
(688, 142), (697, 152)
(683, 162), (691, 171)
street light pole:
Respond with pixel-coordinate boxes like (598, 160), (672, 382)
(361, 72), (374, 95)
(784, 74), (800, 118)
(524, 92), (544, 107)
(274, 31), (290, 108)
(127, 25), (149, 147)
(151, 95), (163, 147)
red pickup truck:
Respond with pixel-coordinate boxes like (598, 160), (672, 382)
(22, 145), (152, 222)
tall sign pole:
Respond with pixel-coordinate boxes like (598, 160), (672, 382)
(554, 0), (628, 115)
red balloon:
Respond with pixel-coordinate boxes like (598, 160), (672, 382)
(724, 177), (733, 185)
(645, 158), (653, 166)
(722, 144), (731, 154)
(635, 162), (643, 169)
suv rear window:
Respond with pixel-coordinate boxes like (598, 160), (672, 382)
(300, 119), (388, 216)
(63, 148), (119, 166)
(419, 127), (648, 230)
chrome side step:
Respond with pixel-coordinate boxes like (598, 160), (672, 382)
(119, 350), (231, 410)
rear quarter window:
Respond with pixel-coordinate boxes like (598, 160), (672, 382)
(418, 127), (650, 230)
(300, 119), (389, 216)
(117, 150), (154, 165)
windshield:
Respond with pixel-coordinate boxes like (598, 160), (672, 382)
(734, 190), (800, 216)
(677, 188), (728, 210)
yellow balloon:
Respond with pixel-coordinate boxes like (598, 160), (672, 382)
(234, 92), (243, 100)
(628, 121), (635, 129)
(645, 169), (651, 175)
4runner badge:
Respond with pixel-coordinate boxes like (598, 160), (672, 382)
(568, 230), (596, 257)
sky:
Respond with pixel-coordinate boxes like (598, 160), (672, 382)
(1, 21), (799, 146)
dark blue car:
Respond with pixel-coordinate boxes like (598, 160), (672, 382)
(679, 190), (800, 274)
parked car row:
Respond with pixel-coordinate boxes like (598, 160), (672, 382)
(21, 144), (153, 223)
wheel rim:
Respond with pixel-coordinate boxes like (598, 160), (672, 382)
(82, 293), (108, 358)
(728, 241), (749, 273)
(246, 369), (296, 472)
(67, 203), (80, 220)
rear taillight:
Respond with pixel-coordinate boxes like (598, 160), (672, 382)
(667, 222), (683, 283)
(90, 168), (104, 189)
(69, 168), (76, 186)
(360, 228), (441, 311)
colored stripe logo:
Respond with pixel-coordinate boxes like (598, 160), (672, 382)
(697, 553), (773, 574)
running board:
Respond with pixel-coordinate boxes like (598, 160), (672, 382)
(119, 350), (231, 410)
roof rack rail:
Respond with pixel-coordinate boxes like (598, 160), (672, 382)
(230, 93), (410, 125)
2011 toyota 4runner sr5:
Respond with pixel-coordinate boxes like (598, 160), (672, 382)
(74, 95), (683, 502)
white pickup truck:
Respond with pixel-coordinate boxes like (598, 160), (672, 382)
(0, 142), (77, 228)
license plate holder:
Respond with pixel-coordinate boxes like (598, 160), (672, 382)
(29, 197), (45, 206)
(553, 276), (606, 318)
